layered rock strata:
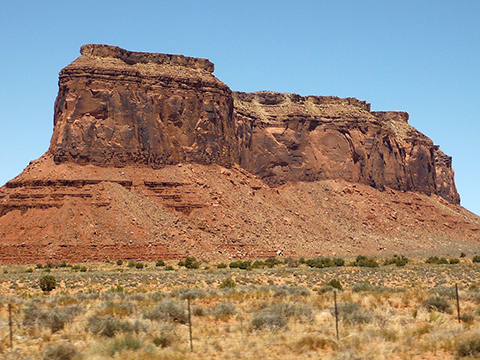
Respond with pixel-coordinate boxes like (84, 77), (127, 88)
(48, 44), (458, 204)
(0, 44), (473, 263)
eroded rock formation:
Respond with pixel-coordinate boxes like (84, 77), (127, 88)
(48, 44), (458, 204)
(0, 44), (474, 263)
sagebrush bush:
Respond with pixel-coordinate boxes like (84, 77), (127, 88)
(43, 343), (81, 360)
(212, 302), (237, 320)
(251, 302), (314, 329)
(352, 281), (374, 292)
(143, 300), (188, 324)
(101, 336), (144, 356)
(331, 302), (374, 324)
(457, 336), (480, 358)
(87, 315), (144, 337)
(423, 296), (452, 313)
(23, 305), (83, 333)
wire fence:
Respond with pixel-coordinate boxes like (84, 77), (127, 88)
(0, 282), (467, 354)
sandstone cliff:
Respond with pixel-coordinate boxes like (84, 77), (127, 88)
(48, 45), (459, 204)
(0, 45), (476, 263)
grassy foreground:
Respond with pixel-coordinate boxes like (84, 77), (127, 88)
(1, 257), (480, 359)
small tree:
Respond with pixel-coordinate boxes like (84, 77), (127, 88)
(39, 275), (57, 293)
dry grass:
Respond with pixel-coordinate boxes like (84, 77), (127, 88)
(0, 257), (480, 359)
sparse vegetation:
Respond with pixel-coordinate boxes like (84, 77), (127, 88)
(349, 255), (379, 267)
(39, 275), (57, 293)
(2, 257), (480, 359)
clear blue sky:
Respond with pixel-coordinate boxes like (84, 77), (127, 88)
(1, 1), (479, 215)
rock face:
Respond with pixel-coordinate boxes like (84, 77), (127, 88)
(0, 44), (475, 264)
(234, 93), (459, 204)
(48, 45), (459, 204)
(50, 44), (236, 168)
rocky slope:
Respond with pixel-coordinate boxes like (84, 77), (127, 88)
(0, 44), (477, 263)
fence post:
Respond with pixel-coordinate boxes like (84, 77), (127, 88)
(187, 297), (193, 352)
(334, 290), (339, 340)
(456, 283), (461, 323)
(8, 303), (13, 349)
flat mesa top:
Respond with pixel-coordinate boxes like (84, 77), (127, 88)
(79, 44), (215, 73)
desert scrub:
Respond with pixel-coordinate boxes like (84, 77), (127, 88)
(39, 275), (57, 293)
(43, 342), (82, 360)
(305, 257), (344, 268)
(383, 254), (409, 267)
(219, 277), (236, 289)
(331, 302), (374, 324)
(349, 255), (379, 267)
(353, 281), (374, 292)
(23, 305), (83, 333)
(87, 314), (145, 337)
(457, 335), (480, 358)
(142, 300), (188, 324)
(425, 256), (449, 265)
(96, 335), (146, 357)
(423, 296), (452, 313)
(212, 302), (238, 320)
(95, 301), (136, 318)
(251, 302), (314, 329)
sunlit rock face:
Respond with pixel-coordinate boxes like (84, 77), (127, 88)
(49, 44), (459, 204)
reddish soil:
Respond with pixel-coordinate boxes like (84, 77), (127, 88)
(0, 154), (479, 264)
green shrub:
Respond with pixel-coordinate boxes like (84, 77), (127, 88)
(306, 257), (345, 269)
(165, 265), (174, 271)
(127, 260), (136, 268)
(177, 260), (186, 267)
(229, 260), (251, 269)
(350, 255), (379, 267)
(449, 258), (460, 264)
(58, 261), (67, 268)
(46, 261), (57, 269)
(155, 260), (165, 267)
(425, 256), (449, 265)
(423, 296), (452, 313)
(473, 255), (480, 263)
(79, 266), (87, 272)
(135, 262), (144, 269)
(36, 264), (44, 269)
(327, 279), (343, 291)
(116, 259), (123, 266)
(219, 277), (236, 289)
(39, 275), (57, 293)
(25, 268), (33, 273)
(265, 257), (282, 268)
(251, 260), (265, 269)
(384, 255), (409, 267)
(184, 256), (200, 269)
(217, 262), (227, 269)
